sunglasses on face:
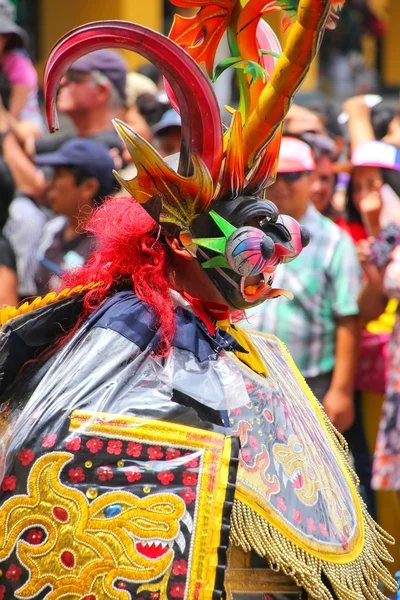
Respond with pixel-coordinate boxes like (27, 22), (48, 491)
(63, 70), (90, 85)
(277, 171), (311, 183)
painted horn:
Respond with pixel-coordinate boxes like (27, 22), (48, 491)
(44, 20), (223, 184)
(242, 0), (331, 168)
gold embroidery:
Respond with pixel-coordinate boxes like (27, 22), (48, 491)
(0, 452), (185, 598)
(0, 281), (101, 327)
(273, 435), (352, 540)
(69, 411), (234, 600)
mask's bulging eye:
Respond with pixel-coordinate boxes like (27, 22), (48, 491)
(225, 226), (275, 277)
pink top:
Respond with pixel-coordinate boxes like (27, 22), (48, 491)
(1, 50), (38, 89)
(0, 50), (43, 127)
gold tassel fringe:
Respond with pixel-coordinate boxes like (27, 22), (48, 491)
(230, 410), (397, 600)
(0, 282), (101, 326)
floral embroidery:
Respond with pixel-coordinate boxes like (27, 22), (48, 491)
(249, 435), (259, 449)
(97, 465), (113, 482)
(126, 442), (142, 457)
(276, 497), (287, 512)
(240, 448), (252, 463)
(107, 440), (123, 455)
(306, 518), (317, 533)
(182, 471), (197, 486)
(172, 559), (188, 576)
(166, 448), (181, 461)
(147, 446), (163, 460)
(293, 509), (301, 525)
(5, 564), (22, 581)
(17, 448), (34, 466)
(65, 436), (81, 451)
(1, 475), (16, 491)
(180, 487), (196, 504)
(170, 581), (185, 597)
(157, 471), (175, 485)
(26, 528), (44, 545)
(0, 585), (5, 600)
(319, 523), (329, 537)
(68, 467), (85, 483)
(183, 453), (199, 468)
(150, 593), (159, 600)
(42, 433), (57, 448)
(86, 437), (104, 454)
(276, 427), (285, 441)
(125, 467), (142, 483)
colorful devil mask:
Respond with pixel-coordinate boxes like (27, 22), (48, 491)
(43, 1), (344, 308)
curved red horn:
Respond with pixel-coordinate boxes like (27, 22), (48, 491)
(44, 21), (223, 184)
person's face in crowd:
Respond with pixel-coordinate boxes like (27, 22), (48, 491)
(352, 166), (383, 212)
(0, 34), (9, 58)
(125, 106), (152, 143)
(266, 171), (313, 222)
(310, 155), (336, 215)
(154, 127), (181, 158)
(284, 104), (325, 136)
(47, 166), (99, 218)
(122, 106), (153, 164)
(57, 70), (110, 115)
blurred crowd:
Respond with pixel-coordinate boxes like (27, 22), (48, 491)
(0, 0), (399, 545)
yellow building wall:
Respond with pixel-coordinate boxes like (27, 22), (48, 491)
(382, 0), (400, 86)
(36, 0), (163, 82)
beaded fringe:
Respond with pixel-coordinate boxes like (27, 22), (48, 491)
(230, 412), (397, 600)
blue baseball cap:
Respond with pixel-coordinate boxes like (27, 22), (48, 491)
(35, 138), (116, 196)
(152, 109), (181, 135)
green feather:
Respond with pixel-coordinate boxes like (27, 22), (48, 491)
(191, 237), (227, 255)
(209, 211), (237, 238)
(201, 256), (231, 270)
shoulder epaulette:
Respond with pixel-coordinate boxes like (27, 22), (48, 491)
(0, 282), (101, 327)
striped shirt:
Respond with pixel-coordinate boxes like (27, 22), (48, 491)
(245, 204), (361, 378)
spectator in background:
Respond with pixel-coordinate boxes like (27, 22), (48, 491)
(245, 137), (361, 433)
(337, 141), (400, 242)
(298, 132), (339, 219)
(35, 50), (128, 154)
(137, 64), (164, 91)
(0, 0), (44, 146)
(124, 73), (159, 144)
(4, 178), (49, 300)
(1, 49), (128, 199)
(357, 231), (400, 495)
(0, 156), (17, 306)
(119, 85), (166, 185)
(33, 138), (116, 295)
(152, 108), (181, 157)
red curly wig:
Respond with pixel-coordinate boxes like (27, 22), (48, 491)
(62, 197), (175, 355)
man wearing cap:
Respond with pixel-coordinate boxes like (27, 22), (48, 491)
(152, 108), (182, 157)
(246, 136), (361, 435)
(36, 49), (128, 155)
(33, 138), (116, 295)
(0, 50), (127, 200)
